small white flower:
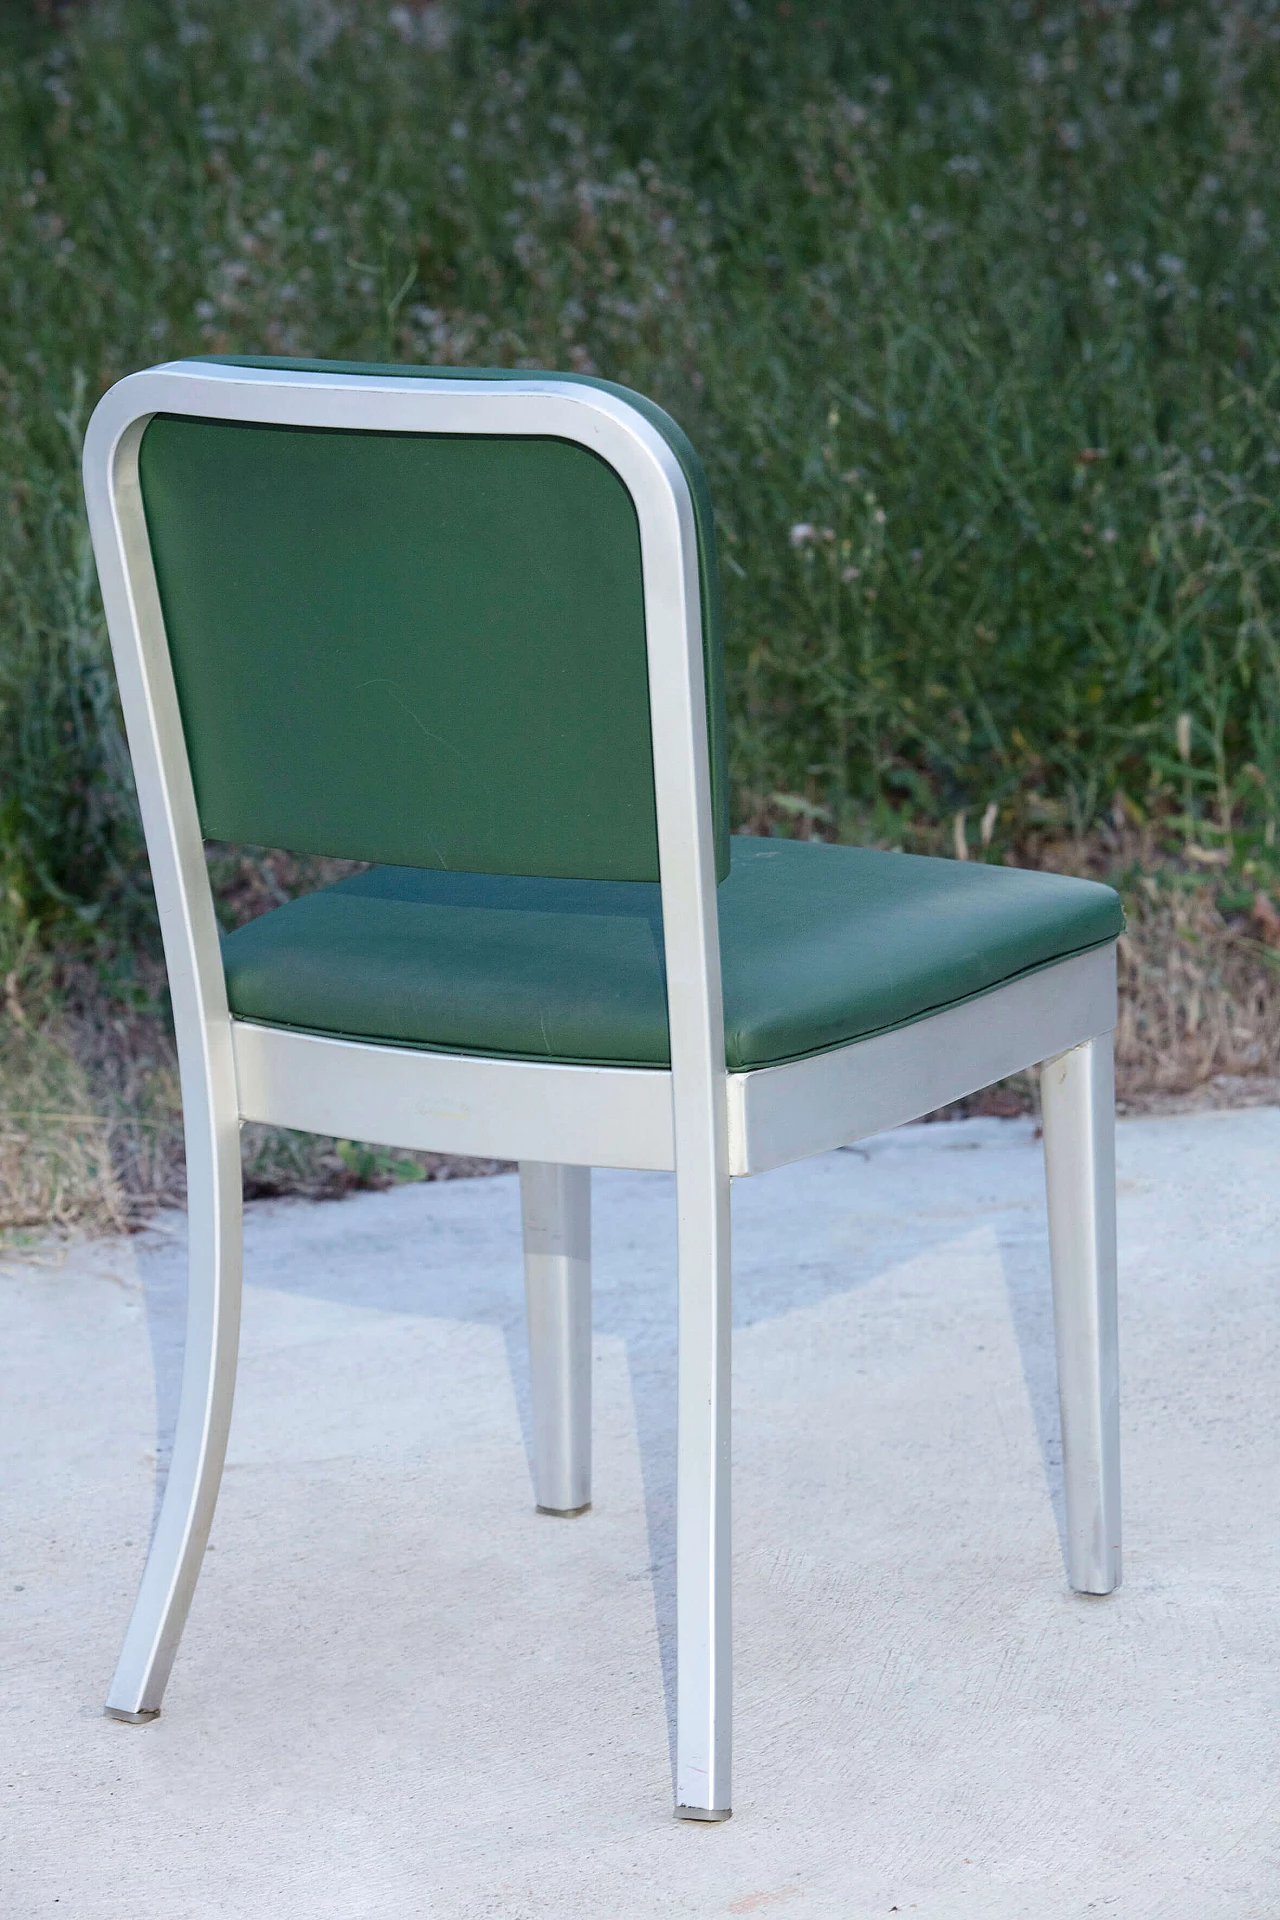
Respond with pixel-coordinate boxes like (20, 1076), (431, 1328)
(789, 523), (817, 547)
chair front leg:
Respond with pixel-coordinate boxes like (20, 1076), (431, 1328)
(105, 1103), (243, 1721)
(520, 1162), (592, 1516)
(674, 1151), (733, 1821)
(1039, 1033), (1121, 1596)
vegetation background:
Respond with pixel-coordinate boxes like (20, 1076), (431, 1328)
(3, 0), (1280, 1232)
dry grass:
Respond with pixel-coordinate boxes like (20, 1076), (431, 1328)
(1113, 877), (1280, 1114)
(0, 926), (128, 1238)
(0, 1013), (127, 1238)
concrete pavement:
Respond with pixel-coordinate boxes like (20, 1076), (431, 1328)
(4, 1109), (1279, 1917)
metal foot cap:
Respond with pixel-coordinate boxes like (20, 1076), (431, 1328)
(536, 1502), (591, 1518)
(105, 1706), (160, 1724)
(675, 1804), (731, 1823)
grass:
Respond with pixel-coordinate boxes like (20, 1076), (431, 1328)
(4, 0), (1280, 1228)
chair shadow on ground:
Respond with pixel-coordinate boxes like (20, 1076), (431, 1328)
(133, 1123), (1069, 1777)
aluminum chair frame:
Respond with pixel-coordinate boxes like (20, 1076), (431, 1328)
(84, 361), (1120, 1822)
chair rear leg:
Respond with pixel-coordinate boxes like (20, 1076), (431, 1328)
(106, 1113), (243, 1721)
(1039, 1034), (1121, 1596)
(519, 1162), (592, 1517)
(674, 1154), (733, 1821)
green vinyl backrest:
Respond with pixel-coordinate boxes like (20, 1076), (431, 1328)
(135, 357), (730, 884)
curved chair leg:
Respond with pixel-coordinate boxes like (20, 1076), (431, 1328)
(674, 1152), (733, 1821)
(519, 1162), (592, 1516)
(105, 1105), (243, 1721)
(1039, 1034), (1121, 1596)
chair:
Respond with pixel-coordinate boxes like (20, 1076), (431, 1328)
(83, 356), (1122, 1821)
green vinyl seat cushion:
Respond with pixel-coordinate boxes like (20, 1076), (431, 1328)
(220, 837), (1123, 1073)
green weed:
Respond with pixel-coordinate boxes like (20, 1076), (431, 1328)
(4, 0), (1280, 924)
(5, 0), (1280, 1226)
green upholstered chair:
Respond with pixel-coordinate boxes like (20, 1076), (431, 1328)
(83, 357), (1123, 1820)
